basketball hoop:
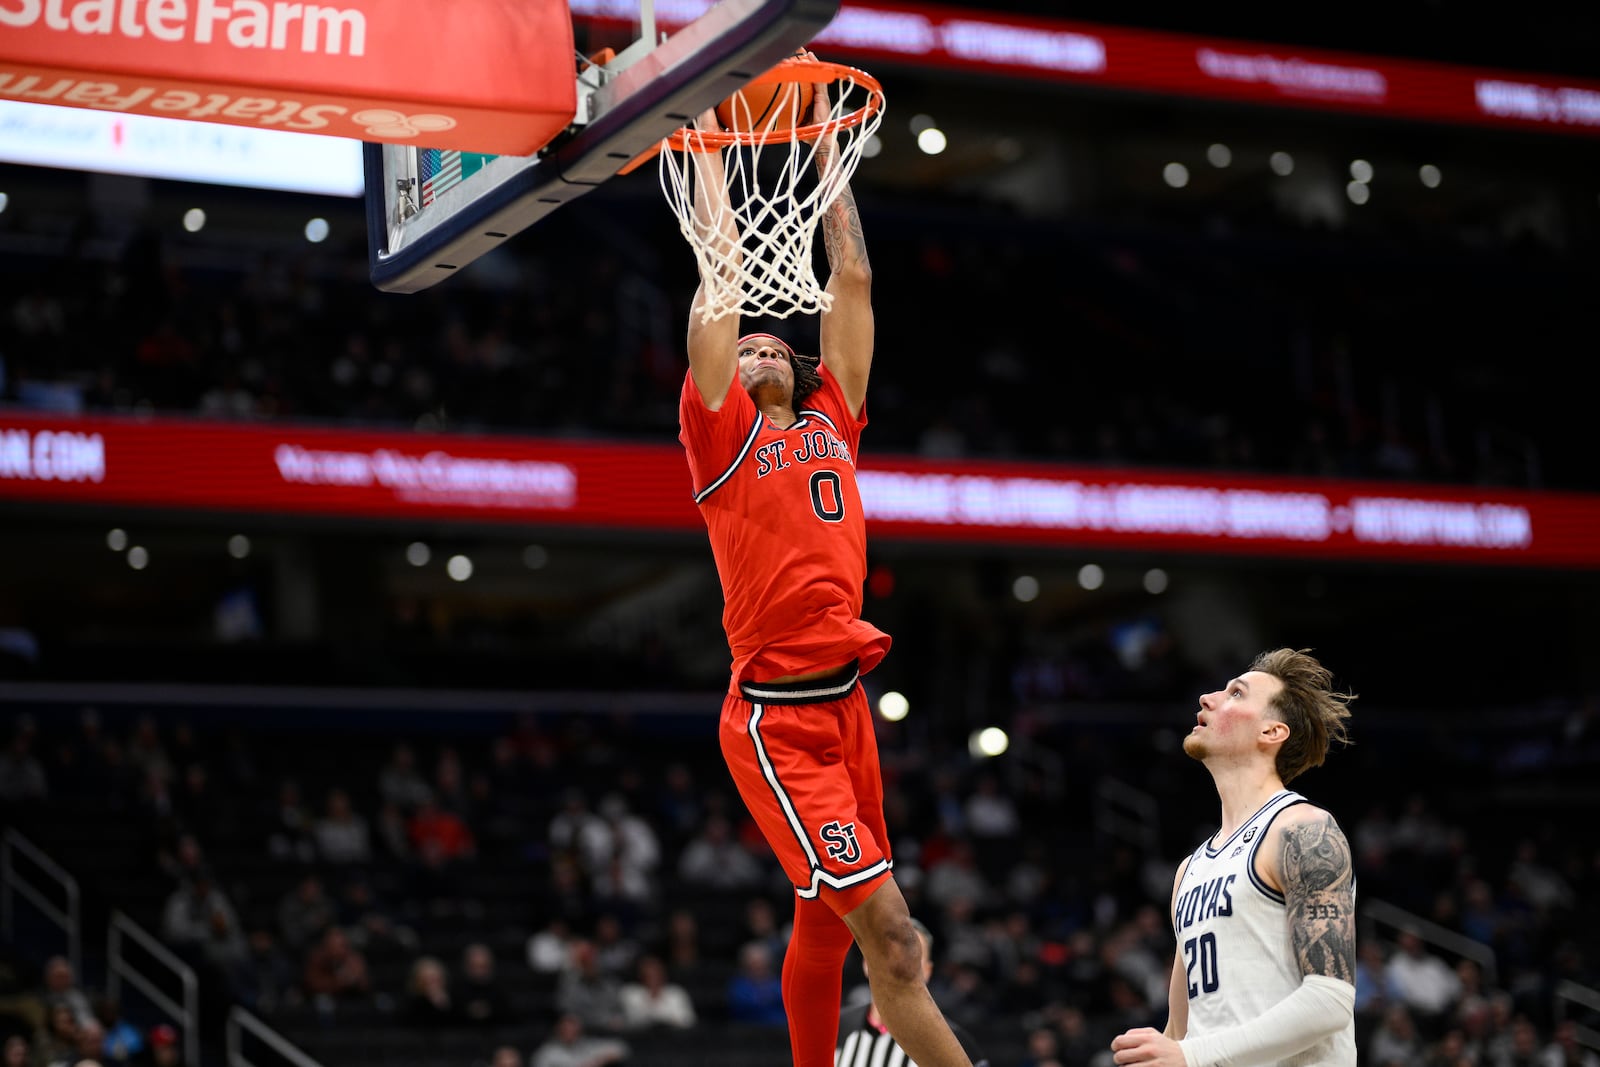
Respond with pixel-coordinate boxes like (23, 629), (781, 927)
(656, 57), (885, 322)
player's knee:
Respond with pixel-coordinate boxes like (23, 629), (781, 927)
(865, 916), (925, 989)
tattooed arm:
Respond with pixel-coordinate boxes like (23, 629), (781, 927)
(809, 73), (873, 419)
(1274, 804), (1358, 985)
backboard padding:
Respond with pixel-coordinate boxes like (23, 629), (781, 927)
(365, 0), (840, 293)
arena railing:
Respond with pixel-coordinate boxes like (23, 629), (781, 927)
(1358, 897), (1498, 988)
(1093, 777), (1161, 856)
(1555, 980), (1600, 1052)
(108, 910), (200, 1067)
(0, 829), (82, 979)
(226, 1006), (326, 1067)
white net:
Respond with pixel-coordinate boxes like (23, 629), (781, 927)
(659, 70), (884, 322)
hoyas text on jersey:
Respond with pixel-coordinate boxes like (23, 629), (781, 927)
(1175, 873), (1236, 932)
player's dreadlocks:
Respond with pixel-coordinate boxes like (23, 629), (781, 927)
(792, 351), (822, 407)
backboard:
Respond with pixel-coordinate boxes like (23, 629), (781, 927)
(364, 0), (841, 294)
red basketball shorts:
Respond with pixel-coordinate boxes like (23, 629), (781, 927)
(719, 660), (893, 915)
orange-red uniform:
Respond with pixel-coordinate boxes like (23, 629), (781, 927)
(679, 362), (893, 912)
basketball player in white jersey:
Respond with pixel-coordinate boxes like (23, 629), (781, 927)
(1111, 648), (1357, 1067)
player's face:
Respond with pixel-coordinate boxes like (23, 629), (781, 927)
(1183, 670), (1284, 761)
(737, 339), (795, 399)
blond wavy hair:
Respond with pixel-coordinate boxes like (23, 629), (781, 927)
(1249, 648), (1355, 784)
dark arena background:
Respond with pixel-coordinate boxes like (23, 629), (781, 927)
(5, 3), (1600, 1067)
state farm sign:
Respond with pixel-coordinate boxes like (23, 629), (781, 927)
(0, 0), (576, 153)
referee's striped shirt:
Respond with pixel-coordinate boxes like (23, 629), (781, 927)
(834, 1002), (988, 1067)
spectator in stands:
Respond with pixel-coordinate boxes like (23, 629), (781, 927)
(1496, 1016), (1543, 1067)
(161, 875), (241, 956)
(528, 918), (575, 976)
(378, 744), (432, 811)
(590, 915), (640, 980)
(661, 910), (701, 972)
(490, 1047), (522, 1067)
(531, 1012), (629, 1067)
(402, 957), (456, 1027)
(1506, 840), (1575, 914)
(243, 930), (298, 1012)
(408, 792), (476, 862)
(1386, 930), (1463, 1027)
(92, 998), (141, 1067)
(653, 763), (703, 851)
(456, 944), (512, 1026)
(549, 790), (612, 874)
(51, 1016), (104, 1067)
(675, 815), (762, 891)
(312, 788), (371, 865)
(433, 748), (473, 819)
(157, 835), (211, 889)
(1542, 1020), (1600, 1067)
(276, 875), (336, 952)
(199, 903), (254, 1005)
(1356, 942), (1396, 1016)
(924, 839), (993, 913)
(40, 958), (93, 1031)
(2, 1036), (27, 1067)
(618, 955), (695, 1032)
(557, 941), (627, 1034)
(0, 729), (47, 800)
(1425, 1027), (1473, 1067)
(1370, 1003), (1426, 1067)
(147, 1024), (180, 1067)
(598, 793), (660, 881)
(265, 779), (316, 863)
(725, 942), (785, 1027)
(125, 716), (172, 786)
(407, 792), (477, 909)
(302, 926), (371, 1005)
(336, 877), (416, 955)
(33, 1004), (78, 1067)
(375, 801), (412, 862)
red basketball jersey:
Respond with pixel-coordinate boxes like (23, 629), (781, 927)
(680, 365), (891, 693)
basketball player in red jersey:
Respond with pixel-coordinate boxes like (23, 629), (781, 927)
(676, 85), (974, 1067)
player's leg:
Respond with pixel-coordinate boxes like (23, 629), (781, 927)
(835, 688), (973, 1067)
(840, 878), (972, 1067)
(783, 892), (857, 1067)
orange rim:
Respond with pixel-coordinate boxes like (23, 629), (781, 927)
(660, 58), (883, 152)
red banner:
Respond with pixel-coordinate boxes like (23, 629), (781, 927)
(0, 0), (575, 154)
(574, 0), (1600, 137)
(4, 412), (1600, 568)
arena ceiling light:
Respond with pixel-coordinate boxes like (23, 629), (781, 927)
(182, 208), (206, 233)
(1206, 143), (1232, 168)
(1163, 162), (1190, 188)
(877, 691), (910, 722)
(1270, 151), (1295, 176)
(1420, 164), (1443, 188)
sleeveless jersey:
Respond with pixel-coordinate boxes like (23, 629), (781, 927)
(679, 365), (891, 693)
(1174, 790), (1356, 1067)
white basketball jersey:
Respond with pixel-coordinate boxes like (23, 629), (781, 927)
(1174, 790), (1356, 1067)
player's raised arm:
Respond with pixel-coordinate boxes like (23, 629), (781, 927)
(811, 77), (873, 419)
(685, 108), (743, 410)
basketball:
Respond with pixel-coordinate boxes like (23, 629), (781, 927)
(716, 79), (816, 134)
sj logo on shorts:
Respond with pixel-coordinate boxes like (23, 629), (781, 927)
(819, 820), (862, 865)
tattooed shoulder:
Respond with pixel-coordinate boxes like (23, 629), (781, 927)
(1278, 810), (1356, 983)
